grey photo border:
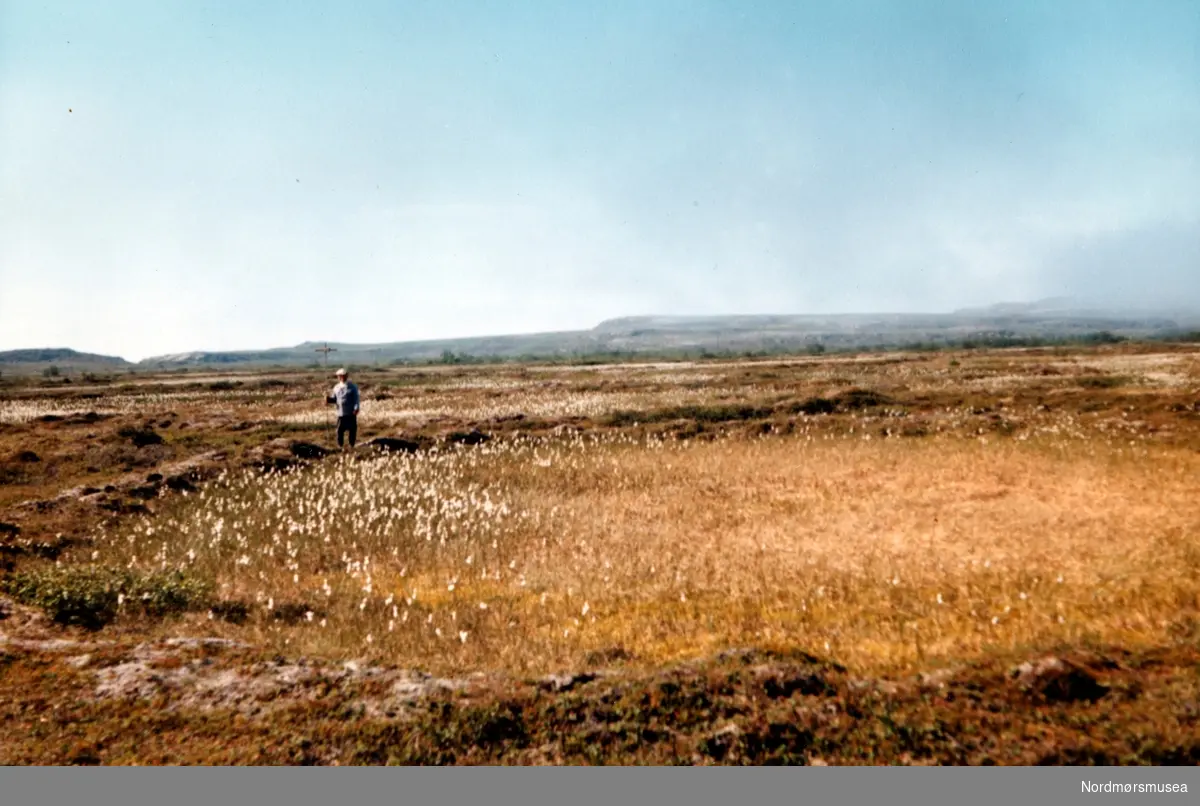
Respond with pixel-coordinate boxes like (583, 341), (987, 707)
(1, 766), (1196, 806)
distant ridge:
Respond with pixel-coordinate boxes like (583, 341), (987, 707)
(132, 303), (1199, 369)
(4, 302), (1198, 372)
(0, 348), (130, 366)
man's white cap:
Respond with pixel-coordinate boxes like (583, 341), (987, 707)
(335, 368), (347, 376)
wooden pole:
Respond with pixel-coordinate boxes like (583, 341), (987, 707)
(315, 342), (337, 368)
(316, 343), (338, 442)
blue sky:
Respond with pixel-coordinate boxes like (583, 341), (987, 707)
(1, 1), (1197, 360)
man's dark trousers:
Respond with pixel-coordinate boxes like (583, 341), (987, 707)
(336, 415), (357, 448)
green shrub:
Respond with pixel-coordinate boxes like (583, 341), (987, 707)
(135, 570), (214, 618)
(1, 566), (214, 630)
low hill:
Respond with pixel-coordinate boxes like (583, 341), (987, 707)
(6, 302), (1198, 374)
(0, 348), (132, 376)
(0, 348), (129, 365)
(133, 304), (1200, 369)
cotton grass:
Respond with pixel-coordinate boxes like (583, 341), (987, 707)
(89, 427), (1200, 676)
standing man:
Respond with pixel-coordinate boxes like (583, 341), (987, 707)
(326, 368), (360, 450)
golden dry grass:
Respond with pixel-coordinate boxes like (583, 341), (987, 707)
(92, 428), (1200, 677)
(542, 435), (1200, 672)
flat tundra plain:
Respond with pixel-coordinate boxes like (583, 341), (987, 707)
(2, 343), (1199, 765)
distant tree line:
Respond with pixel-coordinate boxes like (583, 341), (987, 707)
(368, 329), (1184, 368)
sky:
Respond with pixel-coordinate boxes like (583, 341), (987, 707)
(1, 1), (1198, 360)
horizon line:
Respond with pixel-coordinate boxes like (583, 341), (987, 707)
(4, 300), (1200, 364)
